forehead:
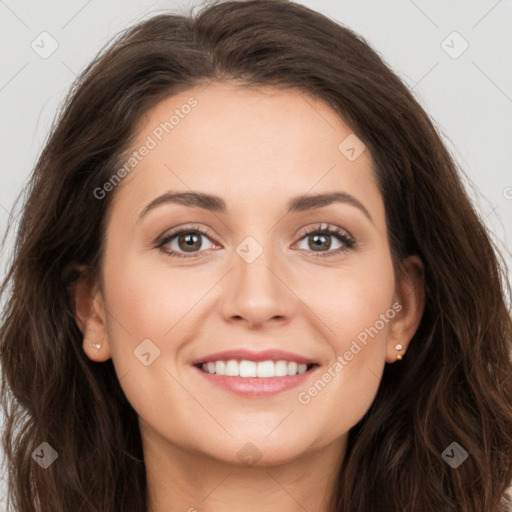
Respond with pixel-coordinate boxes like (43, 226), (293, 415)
(111, 81), (383, 223)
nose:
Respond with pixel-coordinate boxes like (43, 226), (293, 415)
(220, 244), (294, 330)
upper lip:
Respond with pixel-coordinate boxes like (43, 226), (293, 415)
(192, 349), (318, 366)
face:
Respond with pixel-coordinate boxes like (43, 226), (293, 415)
(77, 82), (424, 467)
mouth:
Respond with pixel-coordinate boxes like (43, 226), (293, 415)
(191, 350), (320, 396)
(194, 360), (318, 378)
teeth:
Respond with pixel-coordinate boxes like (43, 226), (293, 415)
(239, 360), (257, 377)
(225, 360), (239, 376)
(257, 360), (275, 378)
(200, 359), (310, 377)
(275, 360), (288, 377)
(215, 361), (226, 376)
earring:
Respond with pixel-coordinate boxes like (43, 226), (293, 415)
(90, 343), (102, 350)
(394, 343), (404, 360)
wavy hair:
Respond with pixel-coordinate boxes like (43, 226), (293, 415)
(1, 1), (511, 510)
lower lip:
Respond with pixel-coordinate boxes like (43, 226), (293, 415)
(193, 365), (318, 397)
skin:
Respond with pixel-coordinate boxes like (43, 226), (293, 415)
(74, 81), (424, 512)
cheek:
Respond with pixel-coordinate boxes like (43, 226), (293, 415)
(99, 251), (209, 429)
(300, 258), (396, 350)
(292, 263), (395, 429)
(102, 248), (212, 344)
(330, 281), (394, 353)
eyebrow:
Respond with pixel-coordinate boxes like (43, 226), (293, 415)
(138, 190), (373, 224)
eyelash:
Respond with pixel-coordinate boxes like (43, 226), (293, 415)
(155, 223), (356, 259)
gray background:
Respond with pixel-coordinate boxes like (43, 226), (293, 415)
(1, 0), (511, 508)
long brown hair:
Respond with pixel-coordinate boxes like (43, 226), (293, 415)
(1, 1), (511, 510)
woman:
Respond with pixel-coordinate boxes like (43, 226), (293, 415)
(1, 0), (511, 510)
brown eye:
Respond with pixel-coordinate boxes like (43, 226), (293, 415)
(307, 233), (333, 252)
(177, 232), (203, 252)
(294, 224), (355, 257)
(157, 226), (217, 258)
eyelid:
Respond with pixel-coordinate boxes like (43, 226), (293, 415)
(295, 223), (355, 245)
(155, 222), (356, 258)
(155, 223), (219, 249)
(292, 223), (356, 257)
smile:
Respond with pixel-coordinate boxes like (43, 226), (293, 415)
(197, 359), (315, 377)
(193, 359), (319, 397)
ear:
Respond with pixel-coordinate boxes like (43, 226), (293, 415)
(385, 255), (425, 363)
(70, 267), (111, 362)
